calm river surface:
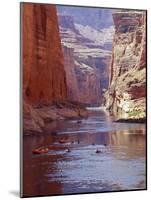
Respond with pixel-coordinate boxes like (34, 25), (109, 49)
(23, 108), (146, 197)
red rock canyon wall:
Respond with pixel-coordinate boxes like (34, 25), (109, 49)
(23, 3), (67, 106)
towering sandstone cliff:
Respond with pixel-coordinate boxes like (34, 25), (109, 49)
(105, 11), (146, 120)
(22, 4), (87, 134)
(23, 4), (67, 105)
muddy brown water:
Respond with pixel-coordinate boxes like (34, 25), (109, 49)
(23, 108), (146, 197)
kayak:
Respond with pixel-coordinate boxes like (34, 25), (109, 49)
(32, 148), (49, 154)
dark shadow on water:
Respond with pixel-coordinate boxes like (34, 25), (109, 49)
(9, 190), (19, 197)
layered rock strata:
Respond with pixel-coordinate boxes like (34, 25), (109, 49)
(105, 11), (146, 121)
(58, 14), (112, 105)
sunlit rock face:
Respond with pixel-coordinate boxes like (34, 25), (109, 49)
(75, 24), (114, 49)
(57, 11), (113, 105)
(105, 11), (146, 120)
(23, 4), (67, 106)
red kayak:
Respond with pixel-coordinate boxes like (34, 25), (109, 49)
(59, 139), (69, 143)
(32, 148), (49, 154)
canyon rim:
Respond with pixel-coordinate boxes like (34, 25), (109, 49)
(21, 3), (147, 198)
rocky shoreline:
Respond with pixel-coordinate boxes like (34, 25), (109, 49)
(23, 101), (88, 135)
(114, 118), (146, 124)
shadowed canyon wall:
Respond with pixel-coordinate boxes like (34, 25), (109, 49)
(62, 46), (79, 102)
(22, 4), (87, 134)
(22, 3), (67, 133)
(23, 3), (67, 105)
(105, 10), (146, 120)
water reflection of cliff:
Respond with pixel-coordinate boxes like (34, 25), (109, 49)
(23, 109), (146, 196)
(109, 129), (146, 159)
(23, 135), (64, 197)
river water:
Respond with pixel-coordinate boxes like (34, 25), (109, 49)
(23, 108), (146, 197)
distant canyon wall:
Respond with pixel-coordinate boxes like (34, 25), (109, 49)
(57, 6), (113, 29)
(105, 11), (146, 120)
(58, 14), (112, 105)
(62, 46), (79, 102)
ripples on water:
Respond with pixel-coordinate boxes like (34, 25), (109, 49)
(23, 108), (146, 197)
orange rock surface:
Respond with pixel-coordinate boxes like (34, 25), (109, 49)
(22, 3), (67, 105)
